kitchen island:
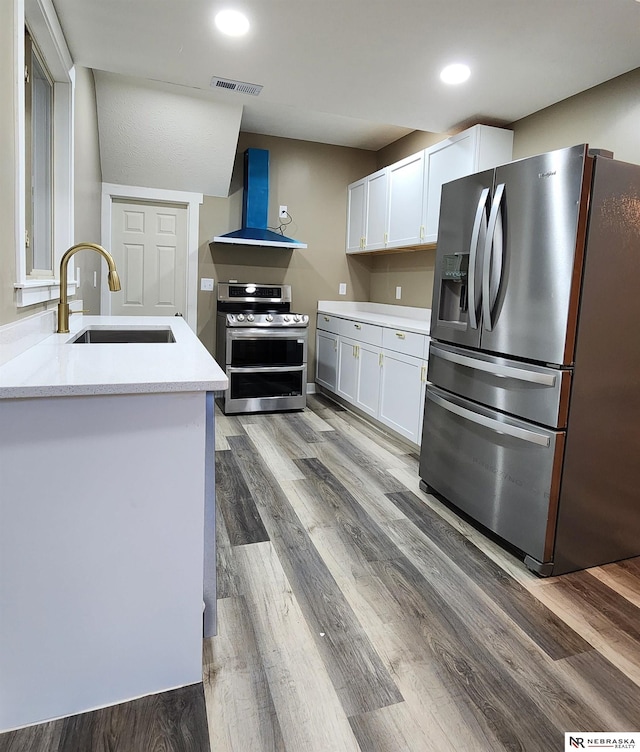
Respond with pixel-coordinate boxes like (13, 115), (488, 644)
(0, 315), (227, 732)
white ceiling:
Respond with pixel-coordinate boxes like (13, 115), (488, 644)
(93, 73), (243, 196)
(52, 0), (640, 151)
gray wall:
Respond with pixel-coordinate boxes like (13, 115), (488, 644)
(74, 67), (103, 314)
(511, 68), (640, 164)
(198, 132), (376, 369)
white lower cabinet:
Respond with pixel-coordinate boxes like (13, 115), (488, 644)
(379, 349), (427, 443)
(355, 341), (382, 418)
(316, 330), (338, 391)
(337, 337), (358, 402)
(316, 314), (429, 445)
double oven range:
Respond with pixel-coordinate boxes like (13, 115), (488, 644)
(215, 283), (309, 414)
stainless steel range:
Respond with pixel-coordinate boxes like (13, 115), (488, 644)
(215, 283), (309, 414)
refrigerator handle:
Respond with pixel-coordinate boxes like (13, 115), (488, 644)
(433, 346), (557, 386)
(468, 187), (490, 330)
(428, 391), (551, 447)
(482, 182), (505, 332)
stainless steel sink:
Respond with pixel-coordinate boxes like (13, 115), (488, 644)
(70, 327), (176, 344)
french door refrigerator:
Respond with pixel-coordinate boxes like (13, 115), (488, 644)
(419, 144), (640, 575)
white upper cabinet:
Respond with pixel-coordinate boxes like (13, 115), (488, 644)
(346, 169), (389, 253)
(423, 131), (477, 242)
(346, 178), (366, 252)
(422, 124), (514, 244)
(387, 152), (426, 247)
(345, 124), (513, 254)
(364, 168), (389, 251)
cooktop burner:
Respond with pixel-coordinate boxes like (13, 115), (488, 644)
(217, 282), (307, 326)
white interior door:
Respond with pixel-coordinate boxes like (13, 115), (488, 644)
(109, 199), (188, 317)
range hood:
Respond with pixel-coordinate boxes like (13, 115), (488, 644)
(213, 148), (307, 249)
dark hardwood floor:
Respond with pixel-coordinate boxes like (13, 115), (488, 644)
(3, 392), (640, 751)
(0, 684), (209, 752)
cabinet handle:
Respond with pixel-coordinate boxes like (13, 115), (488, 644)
(379, 352), (384, 367)
(384, 232), (388, 244)
(420, 225), (425, 240)
(354, 323), (362, 329)
(323, 315), (330, 322)
(421, 365), (427, 383)
(395, 332), (406, 339)
(334, 340), (337, 351)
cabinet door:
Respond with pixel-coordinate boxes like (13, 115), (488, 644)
(423, 131), (477, 243)
(364, 168), (389, 251)
(379, 350), (428, 443)
(387, 151), (425, 247)
(346, 179), (366, 253)
(355, 342), (382, 418)
(337, 337), (358, 402)
(316, 331), (339, 391)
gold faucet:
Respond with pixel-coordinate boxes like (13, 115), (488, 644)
(57, 242), (121, 333)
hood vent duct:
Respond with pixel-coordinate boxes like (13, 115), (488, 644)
(213, 148), (307, 249)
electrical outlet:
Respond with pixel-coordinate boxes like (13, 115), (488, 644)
(279, 205), (288, 219)
(339, 282), (347, 295)
(395, 286), (402, 300)
(200, 278), (214, 292)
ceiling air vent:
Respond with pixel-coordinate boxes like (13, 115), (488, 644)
(210, 77), (263, 96)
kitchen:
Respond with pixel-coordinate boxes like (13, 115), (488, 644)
(2, 0), (640, 750)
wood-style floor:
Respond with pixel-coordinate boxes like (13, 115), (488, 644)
(3, 393), (640, 751)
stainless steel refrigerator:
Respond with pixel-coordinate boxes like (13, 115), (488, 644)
(419, 144), (640, 575)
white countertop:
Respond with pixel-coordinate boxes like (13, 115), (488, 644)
(317, 301), (431, 335)
(0, 315), (228, 399)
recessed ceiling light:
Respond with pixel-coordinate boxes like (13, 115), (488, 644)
(440, 63), (471, 85)
(214, 9), (250, 37)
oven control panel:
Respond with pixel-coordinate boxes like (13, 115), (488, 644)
(225, 313), (309, 327)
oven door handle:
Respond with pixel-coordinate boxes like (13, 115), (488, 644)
(226, 365), (307, 373)
(227, 328), (308, 337)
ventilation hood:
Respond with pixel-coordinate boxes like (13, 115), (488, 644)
(213, 148), (307, 249)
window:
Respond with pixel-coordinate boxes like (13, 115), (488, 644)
(14, 0), (75, 307)
(25, 29), (53, 276)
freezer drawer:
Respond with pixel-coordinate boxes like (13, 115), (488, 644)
(428, 342), (571, 428)
(419, 386), (564, 564)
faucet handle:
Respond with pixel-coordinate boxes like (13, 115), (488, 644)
(70, 309), (91, 316)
